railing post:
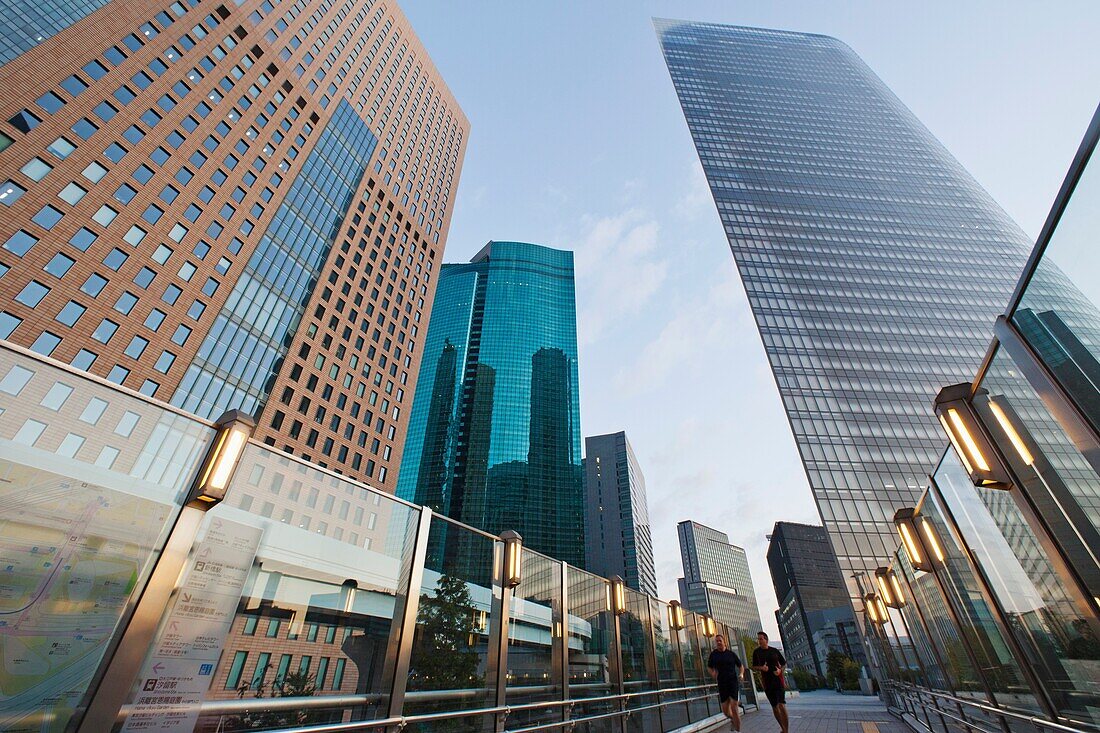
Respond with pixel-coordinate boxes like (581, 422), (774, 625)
(75, 410), (255, 733)
(384, 506), (433, 723)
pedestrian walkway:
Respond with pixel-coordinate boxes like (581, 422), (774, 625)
(702, 691), (908, 733)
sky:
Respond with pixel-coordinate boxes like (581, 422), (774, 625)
(400, 0), (1100, 640)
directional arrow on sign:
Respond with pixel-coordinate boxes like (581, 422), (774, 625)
(152, 663), (164, 674)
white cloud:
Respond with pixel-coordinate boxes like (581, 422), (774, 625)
(568, 209), (670, 346)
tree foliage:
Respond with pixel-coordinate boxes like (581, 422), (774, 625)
(408, 573), (483, 691)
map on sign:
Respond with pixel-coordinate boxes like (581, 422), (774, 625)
(0, 459), (175, 733)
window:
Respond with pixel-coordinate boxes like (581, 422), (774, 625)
(122, 125), (144, 144)
(82, 60), (109, 80)
(142, 204), (164, 224)
(32, 206), (63, 230)
(106, 365), (130, 384)
(30, 332), (62, 356)
(3, 231), (37, 256)
(266, 619), (281, 637)
(71, 118), (99, 140)
(0, 181), (25, 205)
(114, 184), (138, 204)
(144, 309), (166, 330)
(123, 226), (146, 246)
(162, 284), (181, 304)
(92, 319), (119, 343)
(93, 205), (118, 226)
(125, 335), (148, 358)
(172, 324), (192, 345)
(224, 651), (248, 690)
(36, 92), (65, 114)
(61, 75), (89, 96)
(103, 143), (128, 163)
(47, 137), (77, 159)
(9, 110), (41, 133)
(134, 268), (157, 289)
(103, 248), (128, 270)
(58, 183), (87, 205)
(21, 158), (52, 181)
(113, 85), (136, 106)
(154, 351), (176, 373)
(114, 291), (138, 314)
(69, 228), (97, 251)
(81, 274), (108, 297)
(152, 244), (173, 264)
(44, 253), (75, 278)
(72, 349), (97, 370)
(83, 162), (108, 183)
(0, 313), (21, 339)
(56, 301), (86, 326)
(93, 101), (118, 122)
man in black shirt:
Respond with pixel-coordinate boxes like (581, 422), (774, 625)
(751, 631), (788, 733)
(707, 633), (744, 731)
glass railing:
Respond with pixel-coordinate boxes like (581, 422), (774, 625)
(0, 342), (747, 733)
(0, 342), (216, 732)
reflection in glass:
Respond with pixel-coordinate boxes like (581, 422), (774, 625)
(505, 549), (562, 729)
(1013, 138), (1100, 436)
(397, 242), (585, 567)
(919, 495), (1041, 712)
(935, 449), (1100, 725)
(0, 346), (213, 732)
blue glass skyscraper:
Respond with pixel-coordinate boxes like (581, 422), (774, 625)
(655, 20), (1033, 601)
(397, 241), (585, 567)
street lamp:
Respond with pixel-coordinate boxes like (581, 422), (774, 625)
(701, 615), (717, 638)
(934, 384), (1013, 489)
(501, 530), (523, 588)
(610, 575), (627, 615)
(875, 567), (907, 609)
(188, 409), (254, 506)
(894, 507), (945, 573)
(668, 600), (685, 631)
(864, 593), (888, 625)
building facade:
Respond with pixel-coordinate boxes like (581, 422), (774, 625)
(583, 431), (657, 596)
(0, 0), (468, 493)
(767, 521), (864, 676)
(655, 20), (1032, 602)
(677, 520), (762, 634)
(396, 241), (585, 567)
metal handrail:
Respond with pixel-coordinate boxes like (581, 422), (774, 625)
(261, 686), (724, 733)
(190, 682), (717, 716)
(888, 681), (1100, 733)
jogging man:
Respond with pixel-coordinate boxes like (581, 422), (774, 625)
(751, 631), (789, 733)
(707, 633), (744, 731)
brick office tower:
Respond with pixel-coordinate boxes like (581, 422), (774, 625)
(0, 0), (468, 491)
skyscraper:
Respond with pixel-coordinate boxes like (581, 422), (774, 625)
(677, 520), (762, 634)
(766, 522), (865, 676)
(584, 431), (657, 596)
(0, 0), (468, 492)
(655, 20), (1032, 600)
(397, 241), (585, 566)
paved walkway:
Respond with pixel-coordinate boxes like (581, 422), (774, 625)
(712, 690), (909, 733)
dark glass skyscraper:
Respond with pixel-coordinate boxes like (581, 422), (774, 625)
(655, 20), (1033, 600)
(584, 431), (658, 596)
(397, 241), (585, 566)
(767, 522), (865, 676)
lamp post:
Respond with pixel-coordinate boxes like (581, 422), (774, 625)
(935, 384), (1100, 629)
(78, 410), (255, 732)
(894, 505), (1011, 733)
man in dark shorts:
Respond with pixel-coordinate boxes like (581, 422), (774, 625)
(707, 633), (744, 731)
(751, 631), (788, 733)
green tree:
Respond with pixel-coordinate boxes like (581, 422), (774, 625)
(409, 574), (482, 690)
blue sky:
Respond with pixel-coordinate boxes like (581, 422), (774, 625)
(401, 0), (1100, 638)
